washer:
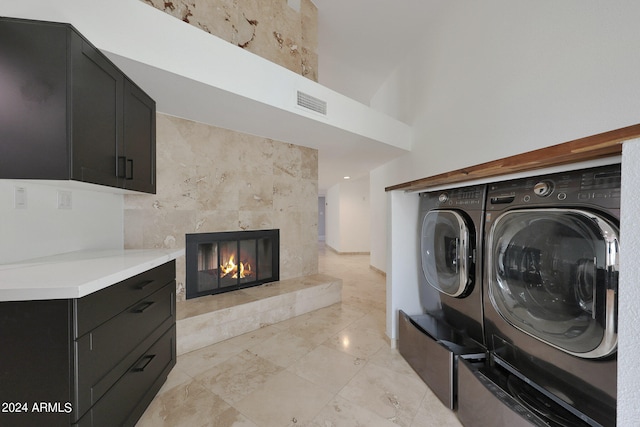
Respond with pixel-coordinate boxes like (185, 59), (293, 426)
(481, 163), (620, 426)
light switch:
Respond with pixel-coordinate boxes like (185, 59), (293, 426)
(14, 186), (27, 209)
(57, 190), (72, 210)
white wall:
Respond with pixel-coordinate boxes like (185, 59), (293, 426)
(325, 185), (340, 250)
(324, 175), (371, 253)
(371, 1), (640, 421)
(618, 140), (640, 424)
(0, 181), (123, 263)
(370, 0), (640, 274)
(386, 190), (421, 345)
(318, 196), (326, 241)
(369, 164), (388, 271)
(339, 176), (370, 253)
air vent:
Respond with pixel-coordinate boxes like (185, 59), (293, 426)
(296, 91), (327, 115)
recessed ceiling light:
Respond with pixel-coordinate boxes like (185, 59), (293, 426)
(343, 176), (351, 180)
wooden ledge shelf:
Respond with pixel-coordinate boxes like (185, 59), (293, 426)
(386, 124), (640, 192)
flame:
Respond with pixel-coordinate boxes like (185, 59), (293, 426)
(220, 254), (252, 279)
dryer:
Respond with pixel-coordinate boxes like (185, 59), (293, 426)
(418, 184), (486, 344)
(398, 184), (486, 410)
(472, 163), (620, 427)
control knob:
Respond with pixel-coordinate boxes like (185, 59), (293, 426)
(533, 180), (554, 197)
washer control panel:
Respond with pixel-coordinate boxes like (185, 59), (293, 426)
(533, 180), (554, 197)
(487, 164), (621, 211)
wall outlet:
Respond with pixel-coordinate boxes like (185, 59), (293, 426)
(57, 190), (72, 210)
(14, 186), (27, 209)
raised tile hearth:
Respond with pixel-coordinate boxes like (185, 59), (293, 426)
(176, 274), (342, 355)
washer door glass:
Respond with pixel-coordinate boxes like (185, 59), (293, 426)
(489, 209), (618, 358)
(421, 210), (473, 297)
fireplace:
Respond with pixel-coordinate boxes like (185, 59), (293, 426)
(185, 229), (280, 299)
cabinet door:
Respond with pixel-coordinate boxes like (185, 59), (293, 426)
(0, 19), (69, 179)
(70, 31), (123, 188)
(122, 79), (156, 193)
(0, 300), (73, 426)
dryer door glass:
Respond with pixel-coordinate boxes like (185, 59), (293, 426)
(488, 209), (618, 358)
(421, 210), (472, 297)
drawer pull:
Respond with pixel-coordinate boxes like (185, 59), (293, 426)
(133, 301), (155, 313)
(132, 354), (155, 372)
(136, 280), (155, 290)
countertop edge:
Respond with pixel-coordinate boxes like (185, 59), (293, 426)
(0, 248), (184, 302)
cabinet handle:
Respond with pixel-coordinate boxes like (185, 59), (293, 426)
(132, 354), (155, 372)
(126, 158), (134, 180)
(133, 301), (155, 313)
(117, 157), (134, 180)
(117, 156), (127, 179)
(136, 280), (154, 290)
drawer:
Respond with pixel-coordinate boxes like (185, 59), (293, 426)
(74, 325), (176, 427)
(457, 357), (544, 427)
(74, 282), (175, 418)
(75, 261), (175, 338)
(398, 310), (455, 409)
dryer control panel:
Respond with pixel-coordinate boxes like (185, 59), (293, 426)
(427, 186), (485, 209)
(487, 163), (621, 212)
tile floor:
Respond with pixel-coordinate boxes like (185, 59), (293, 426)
(136, 245), (463, 427)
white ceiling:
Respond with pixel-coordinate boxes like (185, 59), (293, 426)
(313, 0), (430, 104)
(310, 0), (435, 191)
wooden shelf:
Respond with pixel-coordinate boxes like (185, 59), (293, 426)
(386, 124), (640, 192)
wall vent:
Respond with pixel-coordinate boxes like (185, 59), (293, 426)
(296, 91), (327, 115)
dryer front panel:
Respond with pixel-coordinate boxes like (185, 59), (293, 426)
(488, 208), (619, 359)
(421, 209), (474, 298)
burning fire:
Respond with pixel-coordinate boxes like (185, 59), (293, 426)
(220, 254), (252, 279)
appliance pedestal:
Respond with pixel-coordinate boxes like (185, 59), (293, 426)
(398, 310), (483, 410)
(457, 355), (596, 427)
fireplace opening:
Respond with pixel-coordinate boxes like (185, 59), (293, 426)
(186, 229), (279, 299)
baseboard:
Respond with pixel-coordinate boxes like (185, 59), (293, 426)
(325, 244), (370, 255)
(369, 265), (386, 277)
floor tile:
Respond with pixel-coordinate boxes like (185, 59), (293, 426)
(196, 350), (284, 405)
(235, 370), (333, 427)
(338, 362), (428, 427)
(323, 324), (388, 359)
(247, 330), (316, 368)
(137, 377), (256, 427)
(411, 388), (463, 427)
(175, 338), (244, 378)
(137, 245), (460, 427)
(287, 344), (365, 393)
(309, 396), (399, 427)
(368, 346), (417, 378)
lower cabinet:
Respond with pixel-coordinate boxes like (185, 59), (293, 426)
(0, 261), (176, 427)
(74, 326), (176, 427)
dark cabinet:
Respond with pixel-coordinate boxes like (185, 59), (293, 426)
(122, 79), (156, 194)
(0, 261), (176, 427)
(0, 17), (156, 194)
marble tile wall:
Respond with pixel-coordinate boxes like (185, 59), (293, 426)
(124, 114), (319, 300)
(141, 0), (318, 81)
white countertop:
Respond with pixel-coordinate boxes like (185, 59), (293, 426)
(0, 248), (184, 301)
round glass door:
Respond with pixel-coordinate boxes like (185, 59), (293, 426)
(488, 209), (619, 358)
(421, 210), (473, 297)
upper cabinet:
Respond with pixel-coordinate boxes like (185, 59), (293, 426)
(0, 17), (156, 194)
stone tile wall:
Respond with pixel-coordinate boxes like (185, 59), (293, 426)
(141, 0), (318, 81)
(124, 114), (319, 300)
